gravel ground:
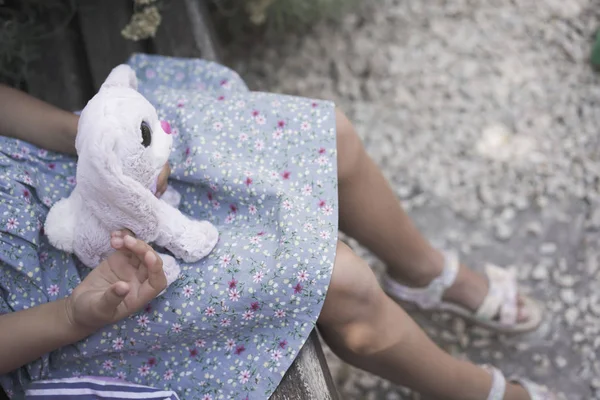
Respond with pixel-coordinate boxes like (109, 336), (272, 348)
(227, 1), (600, 398)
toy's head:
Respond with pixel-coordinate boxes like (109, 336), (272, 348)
(76, 65), (172, 191)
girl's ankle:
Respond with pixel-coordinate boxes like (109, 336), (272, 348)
(504, 382), (531, 400)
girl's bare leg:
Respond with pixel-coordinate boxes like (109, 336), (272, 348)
(334, 109), (527, 320)
(317, 242), (530, 399)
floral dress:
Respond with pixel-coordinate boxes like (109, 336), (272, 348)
(0, 54), (339, 400)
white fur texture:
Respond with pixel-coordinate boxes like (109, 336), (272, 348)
(44, 64), (219, 288)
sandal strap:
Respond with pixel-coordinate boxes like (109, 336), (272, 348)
(483, 365), (507, 400)
(384, 251), (460, 309)
(474, 264), (518, 325)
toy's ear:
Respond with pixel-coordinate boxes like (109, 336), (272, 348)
(101, 64), (138, 91)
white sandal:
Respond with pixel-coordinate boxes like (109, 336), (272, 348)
(383, 251), (544, 334)
(485, 365), (556, 400)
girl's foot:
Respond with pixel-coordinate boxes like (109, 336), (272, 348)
(484, 365), (556, 400)
(384, 251), (543, 333)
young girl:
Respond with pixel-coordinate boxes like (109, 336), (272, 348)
(0, 54), (554, 399)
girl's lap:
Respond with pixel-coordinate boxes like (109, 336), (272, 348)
(0, 55), (340, 399)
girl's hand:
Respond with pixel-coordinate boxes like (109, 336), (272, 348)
(65, 231), (167, 333)
(155, 163), (171, 198)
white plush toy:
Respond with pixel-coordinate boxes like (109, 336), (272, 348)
(44, 64), (219, 287)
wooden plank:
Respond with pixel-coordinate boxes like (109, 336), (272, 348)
(26, 4), (93, 111)
(270, 330), (340, 400)
(77, 0), (147, 90)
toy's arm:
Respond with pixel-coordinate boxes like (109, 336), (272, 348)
(153, 200), (219, 263)
(0, 84), (78, 154)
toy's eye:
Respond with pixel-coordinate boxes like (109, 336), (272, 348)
(140, 122), (152, 147)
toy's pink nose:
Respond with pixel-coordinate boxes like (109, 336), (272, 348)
(161, 120), (172, 134)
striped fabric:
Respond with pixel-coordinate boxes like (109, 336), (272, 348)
(24, 377), (179, 399)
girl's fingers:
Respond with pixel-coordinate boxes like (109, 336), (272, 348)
(98, 282), (130, 315)
(144, 251), (167, 291)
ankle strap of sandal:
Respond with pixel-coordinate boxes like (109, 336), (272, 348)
(484, 365), (507, 400)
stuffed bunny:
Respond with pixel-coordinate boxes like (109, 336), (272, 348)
(44, 64), (219, 287)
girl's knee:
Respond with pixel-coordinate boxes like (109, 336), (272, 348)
(335, 108), (364, 181)
(319, 241), (383, 327)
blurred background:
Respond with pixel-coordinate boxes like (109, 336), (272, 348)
(2, 0), (600, 398)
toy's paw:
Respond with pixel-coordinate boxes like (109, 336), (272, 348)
(160, 185), (181, 208)
(157, 252), (180, 290)
(170, 220), (219, 263)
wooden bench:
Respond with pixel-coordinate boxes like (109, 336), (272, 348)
(0, 1), (338, 399)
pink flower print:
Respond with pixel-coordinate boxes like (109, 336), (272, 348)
(171, 127), (179, 136)
(255, 115), (266, 125)
(301, 121), (311, 131)
(274, 309), (286, 318)
(147, 357), (156, 367)
(39, 252), (49, 262)
(319, 147), (326, 154)
(225, 214), (235, 224)
(172, 323), (182, 333)
(254, 140), (264, 151)
(317, 155), (329, 166)
(245, 177), (253, 186)
(42, 197), (52, 206)
(23, 175), (33, 185)
(297, 270), (309, 282)
(195, 339), (206, 348)
(281, 171), (291, 180)
(144, 304), (152, 313)
(282, 200), (292, 210)
(253, 271), (264, 283)
(322, 205), (334, 216)
(229, 288), (240, 302)
(220, 78), (230, 88)
(294, 283), (303, 294)
(213, 121), (223, 130)
(12, 153), (23, 160)
(318, 200), (326, 208)
(320, 231), (331, 240)
(164, 369), (174, 380)
(204, 306), (216, 316)
(239, 132), (248, 142)
(137, 315), (149, 327)
(67, 176), (77, 185)
(184, 157), (192, 167)
(220, 255), (231, 267)
(312, 102), (318, 107)
(5, 218), (18, 230)
(302, 185), (312, 196)
(239, 370), (251, 384)
(177, 99), (185, 108)
(185, 147), (191, 156)
(112, 337), (125, 350)
(116, 372), (126, 380)
(220, 318), (231, 327)
(102, 360), (113, 370)
(138, 364), (150, 376)
(38, 149), (48, 157)
(235, 345), (246, 355)
(145, 68), (156, 79)
(207, 192), (213, 201)
(226, 339), (236, 351)
(217, 95), (225, 101)
(212, 151), (222, 160)
(202, 395), (213, 400)
(228, 279), (237, 289)
(212, 200), (221, 209)
(279, 340), (288, 349)
(251, 302), (260, 311)
(273, 128), (283, 139)
(189, 348), (199, 357)
(271, 349), (283, 361)
(183, 285), (194, 298)
(249, 204), (257, 214)
(277, 120), (285, 128)
(251, 110), (259, 117)
(175, 71), (185, 81)
(230, 204), (238, 213)
(249, 235), (261, 245)
(47, 284), (59, 296)
(242, 310), (254, 321)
